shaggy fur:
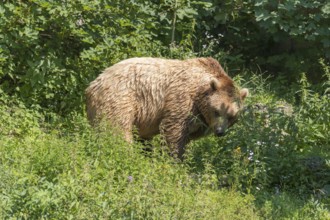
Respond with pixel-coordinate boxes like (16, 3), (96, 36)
(86, 57), (248, 160)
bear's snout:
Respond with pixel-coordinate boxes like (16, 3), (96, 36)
(215, 127), (226, 137)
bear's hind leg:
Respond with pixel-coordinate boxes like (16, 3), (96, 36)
(107, 106), (135, 143)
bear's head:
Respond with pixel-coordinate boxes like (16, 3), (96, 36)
(198, 77), (249, 137)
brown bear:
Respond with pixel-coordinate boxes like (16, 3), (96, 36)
(86, 57), (248, 160)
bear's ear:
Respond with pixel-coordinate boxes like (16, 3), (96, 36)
(210, 79), (221, 91)
(240, 88), (249, 100)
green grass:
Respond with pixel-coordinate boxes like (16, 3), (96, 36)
(0, 119), (259, 219)
(0, 70), (329, 219)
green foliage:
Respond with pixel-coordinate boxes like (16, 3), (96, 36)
(253, 0), (330, 76)
(149, 0), (212, 45)
(195, 0), (330, 78)
(0, 0), (164, 113)
(0, 92), (42, 137)
(254, 0), (329, 43)
(256, 192), (330, 219)
(1, 1), (329, 113)
(295, 72), (330, 150)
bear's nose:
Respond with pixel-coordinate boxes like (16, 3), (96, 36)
(215, 127), (225, 137)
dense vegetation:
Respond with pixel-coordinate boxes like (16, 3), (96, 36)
(0, 0), (329, 219)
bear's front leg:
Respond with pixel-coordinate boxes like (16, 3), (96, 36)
(160, 117), (189, 161)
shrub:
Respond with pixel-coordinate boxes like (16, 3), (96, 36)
(0, 1), (165, 114)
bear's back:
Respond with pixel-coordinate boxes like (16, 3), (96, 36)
(85, 57), (230, 128)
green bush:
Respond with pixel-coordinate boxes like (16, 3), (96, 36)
(0, 1), (165, 114)
(194, 0), (330, 79)
(0, 91), (42, 137)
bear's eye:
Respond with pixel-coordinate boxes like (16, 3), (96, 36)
(214, 111), (221, 117)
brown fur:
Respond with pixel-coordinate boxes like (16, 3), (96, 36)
(86, 57), (248, 160)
